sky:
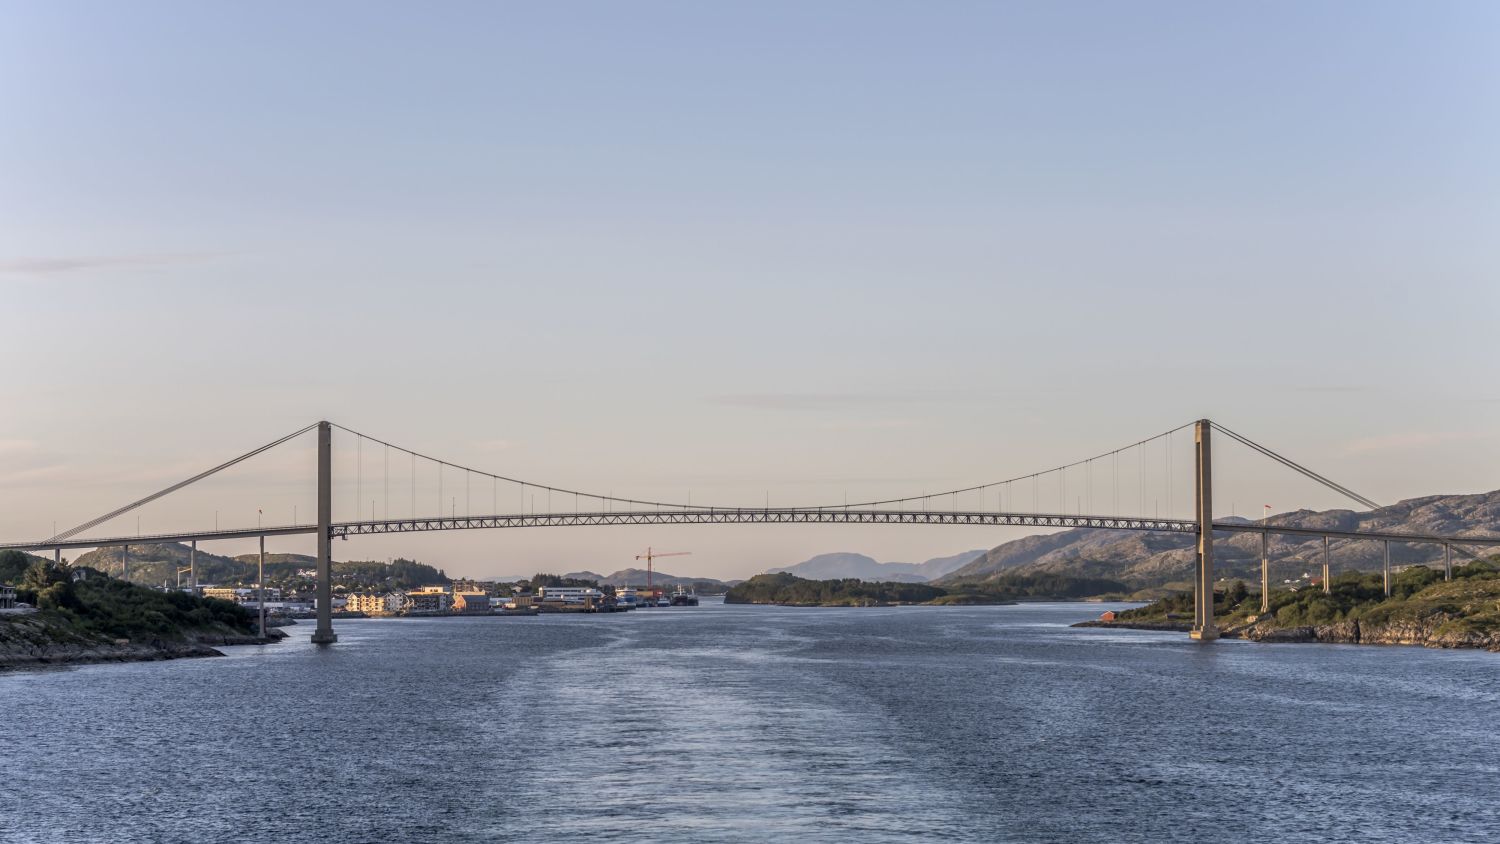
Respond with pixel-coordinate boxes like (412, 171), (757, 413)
(2, 1), (1497, 580)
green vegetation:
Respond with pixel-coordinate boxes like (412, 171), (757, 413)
(1114, 557), (1500, 647)
(937, 572), (1130, 603)
(725, 571), (1129, 606)
(72, 543), (451, 595)
(74, 543), (245, 586)
(1242, 561), (1500, 635)
(527, 573), (606, 590)
(726, 574), (946, 606)
(10, 557), (256, 642)
(220, 557), (451, 595)
(329, 558), (449, 591)
(0, 549), (49, 585)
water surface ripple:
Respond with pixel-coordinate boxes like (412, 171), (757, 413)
(4, 601), (1498, 842)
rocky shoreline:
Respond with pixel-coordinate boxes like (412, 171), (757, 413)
(1236, 618), (1500, 651)
(1073, 619), (1192, 633)
(0, 614), (286, 671)
(1073, 618), (1500, 651)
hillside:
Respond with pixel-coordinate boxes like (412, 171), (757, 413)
(76, 542), (249, 587)
(1092, 557), (1500, 651)
(769, 549), (986, 582)
(74, 543), (448, 592)
(939, 490), (1500, 591)
(233, 552), (315, 567)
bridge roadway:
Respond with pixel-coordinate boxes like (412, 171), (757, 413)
(5, 508), (1500, 553)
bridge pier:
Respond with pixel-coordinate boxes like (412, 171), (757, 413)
(1190, 419), (1219, 641)
(123, 543), (129, 582)
(1383, 540), (1391, 597)
(311, 421), (337, 645)
(190, 540), (197, 593)
(1444, 543), (1451, 581)
(258, 535), (267, 640)
(1322, 536), (1331, 594)
(1259, 530), (1270, 613)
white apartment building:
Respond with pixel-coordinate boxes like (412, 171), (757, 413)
(346, 592), (408, 616)
(537, 586), (604, 605)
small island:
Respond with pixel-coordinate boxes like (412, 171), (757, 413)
(724, 571), (1127, 607)
(0, 551), (278, 670)
(1079, 556), (1500, 651)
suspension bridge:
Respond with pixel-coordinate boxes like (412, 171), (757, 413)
(4, 420), (1497, 645)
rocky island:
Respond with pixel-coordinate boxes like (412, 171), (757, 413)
(0, 551), (280, 670)
(724, 571), (1125, 606)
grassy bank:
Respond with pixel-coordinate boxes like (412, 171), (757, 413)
(1096, 558), (1500, 650)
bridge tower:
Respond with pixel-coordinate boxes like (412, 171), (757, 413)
(1190, 419), (1219, 641)
(311, 421), (337, 645)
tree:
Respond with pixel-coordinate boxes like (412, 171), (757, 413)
(21, 557), (71, 591)
(0, 549), (41, 585)
(1225, 580), (1249, 607)
(22, 557), (79, 611)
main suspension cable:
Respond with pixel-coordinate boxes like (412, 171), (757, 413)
(49, 422), (320, 543)
(1210, 422), (1380, 511)
(808, 421), (1196, 511)
(332, 420), (1195, 515)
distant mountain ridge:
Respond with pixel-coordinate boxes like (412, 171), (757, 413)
(769, 550), (987, 583)
(937, 490), (1500, 589)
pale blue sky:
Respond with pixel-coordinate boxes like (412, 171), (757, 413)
(2, 2), (1497, 578)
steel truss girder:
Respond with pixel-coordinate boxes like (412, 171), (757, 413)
(327, 510), (1199, 538)
(9, 511), (1499, 553)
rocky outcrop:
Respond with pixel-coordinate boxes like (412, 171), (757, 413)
(0, 614), (284, 670)
(1078, 615), (1500, 651)
(1238, 617), (1500, 651)
(1072, 619), (1191, 632)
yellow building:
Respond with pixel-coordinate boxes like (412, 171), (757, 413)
(346, 592), (406, 616)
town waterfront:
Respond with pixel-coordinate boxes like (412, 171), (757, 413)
(4, 601), (1499, 842)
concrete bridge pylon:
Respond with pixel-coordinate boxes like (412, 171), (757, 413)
(1190, 418), (1219, 641)
(311, 420), (337, 645)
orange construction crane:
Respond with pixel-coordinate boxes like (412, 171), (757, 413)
(635, 547), (691, 592)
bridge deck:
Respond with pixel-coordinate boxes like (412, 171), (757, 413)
(5, 509), (1498, 552)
